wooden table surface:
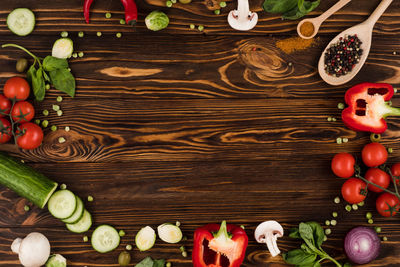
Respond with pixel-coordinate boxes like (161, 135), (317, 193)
(1, 0), (400, 266)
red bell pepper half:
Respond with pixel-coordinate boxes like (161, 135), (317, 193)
(193, 221), (248, 267)
(342, 83), (400, 134)
(84, 0), (137, 26)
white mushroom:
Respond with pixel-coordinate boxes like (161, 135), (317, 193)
(254, 221), (284, 257)
(228, 0), (258, 31)
(11, 232), (51, 267)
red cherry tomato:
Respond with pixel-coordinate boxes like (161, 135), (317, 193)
(362, 143), (388, 167)
(0, 95), (11, 117)
(3, 77), (30, 101)
(390, 163), (400, 186)
(0, 118), (12, 143)
(11, 101), (34, 123)
(16, 122), (43, 150)
(365, 168), (391, 193)
(376, 192), (400, 217)
(341, 178), (367, 204)
(331, 153), (355, 178)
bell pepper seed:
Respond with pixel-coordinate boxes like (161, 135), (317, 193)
(166, 1), (173, 7)
(337, 103), (345, 109)
(119, 230), (126, 237)
(61, 31), (68, 37)
(332, 211), (338, 217)
(58, 137), (66, 143)
(105, 12), (112, 18)
(96, 31), (102, 37)
(57, 96), (63, 102)
(60, 184), (67, 190)
(334, 197), (340, 204)
(345, 205), (352, 212)
(116, 32), (122, 38)
(57, 110), (63, 116)
(83, 236), (89, 242)
(214, 9), (221, 15)
(219, 1), (226, 7)
(125, 244), (132, 250)
(24, 205), (30, 211)
(120, 19), (126, 24)
(51, 125), (57, 131)
(352, 204), (358, 210)
(78, 52), (84, 57)
(325, 228), (331, 235)
(43, 110), (49, 116)
(88, 195), (94, 202)
(198, 25), (204, 32)
(366, 212), (372, 219)
(330, 220), (337, 226)
(368, 219), (374, 224)
(42, 120), (49, 128)
(78, 31), (84, 37)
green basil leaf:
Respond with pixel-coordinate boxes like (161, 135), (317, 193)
(49, 68), (75, 97)
(299, 222), (314, 244)
(306, 221), (325, 248)
(299, 0), (320, 14)
(43, 56), (69, 72)
(43, 70), (51, 82)
(283, 249), (317, 265)
(152, 259), (165, 267)
(312, 261), (322, 267)
(135, 257), (154, 267)
(289, 227), (301, 239)
(301, 243), (314, 254)
(262, 0), (297, 13)
(343, 263), (352, 267)
(27, 65), (46, 101)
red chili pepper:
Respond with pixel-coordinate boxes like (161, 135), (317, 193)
(192, 221), (248, 267)
(342, 82), (400, 134)
(83, 0), (137, 26)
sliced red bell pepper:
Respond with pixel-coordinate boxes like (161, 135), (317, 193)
(342, 82), (400, 134)
(84, 0), (137, 26)
(192, 221), (248, 267)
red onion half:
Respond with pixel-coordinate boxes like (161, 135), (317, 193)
(344, 226), (380, 265)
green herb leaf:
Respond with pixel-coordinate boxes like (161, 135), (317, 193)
(135, 257), (154, 267)
(299, 222), (314, 244)
(282, 0), (320, 20)
(343, 263), (352, 267)
(152, 259), (165, 267)
(306, 221), (325, 248)
(49, 68), (75, 97)
(262, 0), (297, 13)
(43, 56), (68, 72)
(283, 249), (317, 265)
(312, 261), (322, 267)
(43, 70), (51, 82)
(27, 65), (46, 101)
(289, 227), (301, 239)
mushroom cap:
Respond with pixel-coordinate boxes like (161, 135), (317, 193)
(254, 220), (284, 243)
(18, 232), (50, 267)
(228, 11), (258, 31)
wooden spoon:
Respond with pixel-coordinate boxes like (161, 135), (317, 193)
(318, 0), (393, 86)
(297, 0), (352, 39)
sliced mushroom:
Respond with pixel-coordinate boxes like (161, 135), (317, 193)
(254, 221), (284, 257)
(227, 0), (258, 31)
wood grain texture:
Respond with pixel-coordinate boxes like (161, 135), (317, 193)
(0, 0), (400, 266)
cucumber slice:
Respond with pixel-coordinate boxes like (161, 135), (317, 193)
(45, 254), (66, 267)
(91, 225), (120, 253)
(48, 189), (77, 219)
(66, 209), (92, 233)
(7, 8), (35, 36)
(62, 196), (84, 224)
(157, 223), (182, 243)
(135, 226), (156, 251)
(52, 38), (74, 59)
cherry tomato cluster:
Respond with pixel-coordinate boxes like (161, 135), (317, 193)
(331, 142), (400, 217)
(0, 77), (43, 150)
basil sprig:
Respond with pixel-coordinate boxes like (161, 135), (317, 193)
(263, 0), (320, 20)
(2, 43), (75, 101)
(135, 257), (165, 267)
(283, 222), (351, 267)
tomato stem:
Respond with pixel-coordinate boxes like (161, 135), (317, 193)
(355, 173), (400, 203)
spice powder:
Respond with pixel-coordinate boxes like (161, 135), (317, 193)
(275, 37), (317, 54)
(300, 22), (314, 37)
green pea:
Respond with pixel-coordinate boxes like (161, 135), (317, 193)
(166, 1), (173, 7)
(61, 31), (68, 37)
(57, 110), (63, 116)
(176, 221), (181, 227)
(388, 147), (393, 154)
(78, 31), (84, 37)
(325, 220), (330, 226)
(16, 58), (28, 73)
(45, 84), (51, 90)
(97, 31), (102, 37)
(179, 0), (192, 3)
(105, 12), (112, 18)
(368, 219), (374, 224)
(337, 103), (345, 109)
(118, 251), (131, 266)
(336, 137), (342, 144)
(330, 220), (337, 226)
(358, 201), (365, 207)
(325, 228), (331, 235)
(42, 120), (49, 128)
(182, 251), (188, 257)
(366, 212), (372, 219)
(57, 96), (63, 102)
(345, 205), (352, 212)
(60, 184), (67, 190)
(198, 25), (204, 32)
(382, 236), (388, 241)
(119, 230), (126, 237)
(51, 125), (57, 131)
(171, 0), (177, 3)
(214, 9), (221, 15)
(78, 52), (84, 57)
(72, 53), (78, 58)
(116, 32), (122, 38)
(323, 235), (327, 241)
(334, 197), (340, 204)
(332, 212), (338, 218)
(352, 204), (358, 210)
(342, 137), (348, 143)
(179, 246), (185, 252)
(52, 105), (60, 111)
(58, 137), (66, 143)
(88, 195), (94, 202)
(327, 117), (332, 122)
(375, 226), (381, 233)
(219, 1), (227, 7)
(65, 126), (70, 132)
(166, 263), (172, 267)
(120, 19), (126, 25)
(331, 118), (337, 122)
(190, 24), (195, 29)
(83, 235), (88, 242)
(24, 205), (30, 211)
(43, 110), (49, 116)
(125, 244), (132, 251)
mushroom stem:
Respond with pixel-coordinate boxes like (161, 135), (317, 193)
(227, 0), (258, 31)
(237, 0), (250, 20)
(254, 221), (284, 257)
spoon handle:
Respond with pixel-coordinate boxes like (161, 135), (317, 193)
(364, 0), (393, 27)
(316, 0), (352, 24)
